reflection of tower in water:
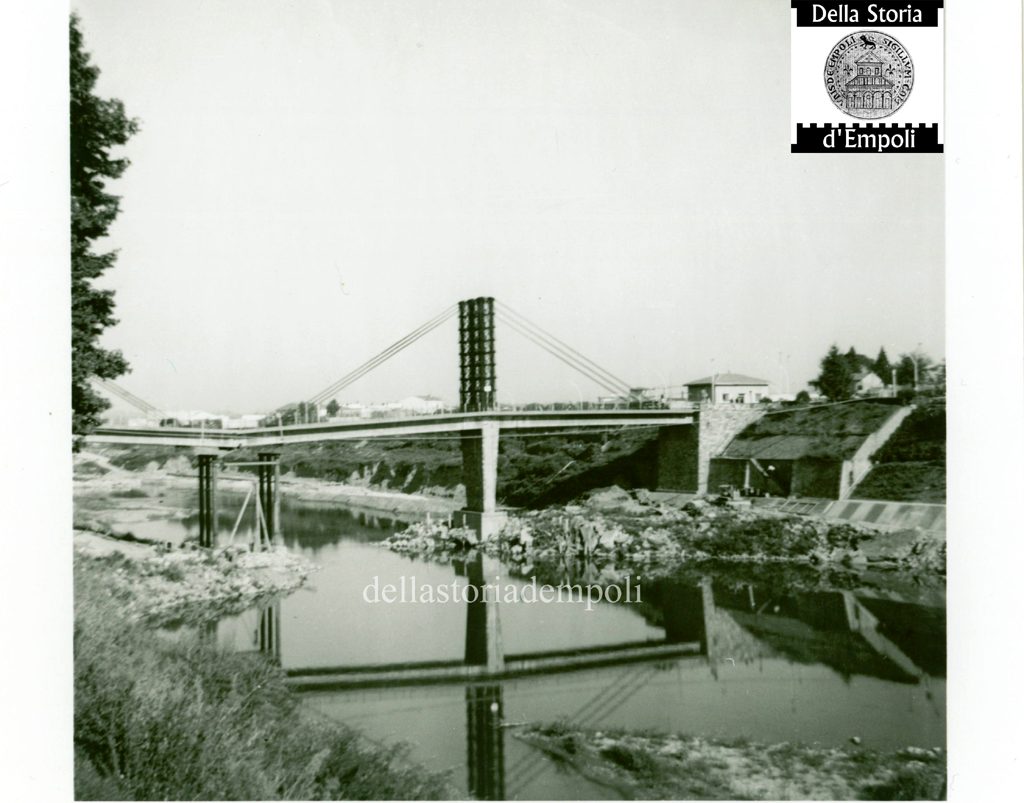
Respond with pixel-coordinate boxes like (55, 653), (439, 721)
(465, 684), (505, 800)
(462, 552), (506, 799)
(464, 553), (504, 671)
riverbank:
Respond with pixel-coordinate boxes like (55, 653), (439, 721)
(74, 449), (460, 540)
(74, 530), (315, 626)
(515, 723), (945, 800)
(384, 486), (946, 582)
(90, 427), (659, 508)
(73, 537), (453, 799)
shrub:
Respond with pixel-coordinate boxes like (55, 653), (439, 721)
(599, 743), (661, 776)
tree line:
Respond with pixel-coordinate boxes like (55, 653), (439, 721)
(811, 344), (943, 401)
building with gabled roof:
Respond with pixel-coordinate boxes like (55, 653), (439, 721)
(685, 373), (769, 404)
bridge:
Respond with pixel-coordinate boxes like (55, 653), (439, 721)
(86, 297), (752, 539)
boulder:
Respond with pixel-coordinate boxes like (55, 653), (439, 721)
(583, 486), (648, 514)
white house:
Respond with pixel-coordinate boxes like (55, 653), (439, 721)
(685, 373), (770, 404)
(853, 369), (886, 396)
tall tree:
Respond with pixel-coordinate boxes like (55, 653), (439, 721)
(873, 347), (893, 386)
(325, 399), (340, 417)
(844, 346), (862, 375)
(896, 350), (934, 388)
(813, 344), (855, 401)
(70, 14), (138, 439)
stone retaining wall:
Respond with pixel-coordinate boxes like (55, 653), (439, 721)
(657, 404), (766, 493)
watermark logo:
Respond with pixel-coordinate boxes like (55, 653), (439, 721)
(824, 31), (913, 119)
(790, 1), (943, 153)
(362, 575), (642, 612)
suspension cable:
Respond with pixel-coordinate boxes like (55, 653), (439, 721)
(91, 377), (161, 414)
(496, 312), (632, 397)
(311, 305), (456, 403)
(309, 305), (457, 404)
(496, 302), (633, 395)
(498, 315), (628, 397)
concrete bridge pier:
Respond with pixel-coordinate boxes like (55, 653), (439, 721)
(454, 422), (507, 540)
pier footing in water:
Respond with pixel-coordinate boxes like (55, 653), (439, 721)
(452, 510), (508, 540)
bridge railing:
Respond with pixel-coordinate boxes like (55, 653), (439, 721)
(103, 400), (703, 430)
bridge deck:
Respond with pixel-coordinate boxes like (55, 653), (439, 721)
(86, 409), (697, 449)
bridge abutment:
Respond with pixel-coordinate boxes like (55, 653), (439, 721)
(656, 406), (765, 494)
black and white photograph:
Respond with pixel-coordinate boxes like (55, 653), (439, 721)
(2, 0), (1022, 800)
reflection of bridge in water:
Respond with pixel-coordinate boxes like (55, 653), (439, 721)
(213, 566), (942, 800)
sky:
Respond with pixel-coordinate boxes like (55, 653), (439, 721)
(75, 0), (944, 415)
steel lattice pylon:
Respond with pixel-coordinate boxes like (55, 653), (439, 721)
(459, 297), (496, 412)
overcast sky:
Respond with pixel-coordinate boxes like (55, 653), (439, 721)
(76, 0), (944, 415)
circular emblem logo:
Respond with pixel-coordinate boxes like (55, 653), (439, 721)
(823, 31), (914, 119)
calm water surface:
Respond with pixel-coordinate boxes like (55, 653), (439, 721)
(146, 495), (946, 800)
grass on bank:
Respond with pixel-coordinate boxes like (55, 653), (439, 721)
(727, 400), (901, 459)
(74, 557), (451, 800)
(852, 401), (946, 502)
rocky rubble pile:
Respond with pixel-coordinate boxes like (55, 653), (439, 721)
(74, 539), (316, 626)
(380, 486), (946, 578)
(382, 519), (478, 559)
(516, 723), (946, 800)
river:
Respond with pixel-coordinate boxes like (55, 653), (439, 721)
(141, 495), (946, 800)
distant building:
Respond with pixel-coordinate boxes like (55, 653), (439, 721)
(394, 395), (446, 415)
(333, 402), (368, 419)
(685, 373), (769, 404)
(261, 401), (321, 427)
(853, 369), (885, 396)
(222, 414), (265, 429)
(158, 410), (225, 428)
